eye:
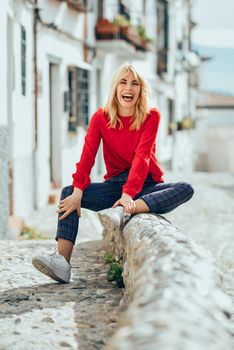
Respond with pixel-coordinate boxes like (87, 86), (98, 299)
(132, 81), (139, 86)
(119, 80), (126, 84)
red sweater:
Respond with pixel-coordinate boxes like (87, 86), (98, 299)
(72, 108), (164, 198)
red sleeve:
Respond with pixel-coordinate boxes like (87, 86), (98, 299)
(72, 111), (102, 190)
(122, 109), (160, 197)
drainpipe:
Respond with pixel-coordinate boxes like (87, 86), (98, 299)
(33, 0), (38, 209)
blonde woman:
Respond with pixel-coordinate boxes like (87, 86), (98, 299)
(32, 64), (194, 283)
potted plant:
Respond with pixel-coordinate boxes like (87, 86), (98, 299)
(95, 18), (120, 39)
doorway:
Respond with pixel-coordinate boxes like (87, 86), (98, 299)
(49, 62), (61, 188)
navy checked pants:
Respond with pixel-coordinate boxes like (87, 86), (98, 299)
(56, 172), (194, 244)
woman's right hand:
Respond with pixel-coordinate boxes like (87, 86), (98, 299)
(57, 187), (83, 220)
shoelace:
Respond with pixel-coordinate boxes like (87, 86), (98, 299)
(51, 247), (63, 259)
(51, 247), (71, 266)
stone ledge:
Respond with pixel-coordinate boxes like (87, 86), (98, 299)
(99, 209), (233, 350)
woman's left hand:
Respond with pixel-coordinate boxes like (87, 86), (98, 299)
(112, 193), (136, 214)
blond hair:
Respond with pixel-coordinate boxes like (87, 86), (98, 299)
(103, 63), (150, 130)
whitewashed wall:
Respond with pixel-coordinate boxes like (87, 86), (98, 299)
(9, 0), (98, 217)
(11, 3), (34, 217)
(0, 1), (8, 126)
(195, 109), (234, 173)
(35, 2), (97, 209)
(0, 1), (9, 238)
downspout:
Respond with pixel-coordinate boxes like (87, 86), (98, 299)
(33, 0), (38, 209)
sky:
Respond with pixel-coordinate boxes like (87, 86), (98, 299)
(192, 0), (234, 95)
(192, 0), (234, 48)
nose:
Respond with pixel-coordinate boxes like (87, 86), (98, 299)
(125, 82), (132, 90)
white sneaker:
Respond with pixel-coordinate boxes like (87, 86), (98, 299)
(32, 253), (71, 283)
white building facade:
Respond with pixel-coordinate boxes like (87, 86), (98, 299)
(0, 1), (10, 238)
(0, 0), (198, 237)
(2, 0), (97, 226)
(94, 0), (199, 173)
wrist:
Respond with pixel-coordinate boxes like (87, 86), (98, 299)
(122, 192), (132, 200)
(73, 187), (83, 196)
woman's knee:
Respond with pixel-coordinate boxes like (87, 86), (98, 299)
(60, 185), (73, 199)
(178, 181), (194, 199)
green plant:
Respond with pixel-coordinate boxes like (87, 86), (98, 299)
(20, 226), (44, 240)
(104, 252), (115, 264)
(104, 252), (124, 288)
(113, 15), (131, 27)
(107, 262), (124, 288)
(136, 25), (154, 44)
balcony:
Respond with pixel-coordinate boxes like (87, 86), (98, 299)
(57, 0), (92, 12)
(95, 18), (154, 56)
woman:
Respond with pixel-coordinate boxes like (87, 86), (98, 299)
(32, 64), (194, 283)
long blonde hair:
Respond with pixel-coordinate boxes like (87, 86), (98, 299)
(103, 63), (150, 130)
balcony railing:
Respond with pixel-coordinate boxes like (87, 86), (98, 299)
(57, 0), (92, 12)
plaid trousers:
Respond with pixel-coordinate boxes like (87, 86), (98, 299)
(56, 171), (194, 244)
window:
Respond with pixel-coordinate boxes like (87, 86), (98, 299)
(77, 68), (89, 127)
(68, 67), (90, 132)
(21, 26), (26, 95)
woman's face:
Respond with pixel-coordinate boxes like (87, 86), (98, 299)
(116, 71), (141, 114)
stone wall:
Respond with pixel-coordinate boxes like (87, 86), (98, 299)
(0, 126), (8, 238)
(99, 209), (233, 350)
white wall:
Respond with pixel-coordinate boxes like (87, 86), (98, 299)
(11, 3), (34, 217)
(195, 108), (234, 173)
(11, 0), (97, 216)
(36, 27), (94, 207)
(0, 1), (9, 238)
(0, 2), (8, 126)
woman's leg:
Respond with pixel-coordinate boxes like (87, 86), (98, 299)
(32, 181), (122, 283)
(135, 181), (194, 214)
(55, 186), (78, 262)
(56, 182), (122, 261)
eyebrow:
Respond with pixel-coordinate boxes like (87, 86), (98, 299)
(119, 78), (139, 83)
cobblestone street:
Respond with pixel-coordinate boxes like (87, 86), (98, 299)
(0, 172), (234, 349)
(0, 239), (123, 350)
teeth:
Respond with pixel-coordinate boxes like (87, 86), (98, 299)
(122, 96), (133, 101)
(122, 94), (134, 102)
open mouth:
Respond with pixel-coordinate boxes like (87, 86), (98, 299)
(122, 93), (134, 102)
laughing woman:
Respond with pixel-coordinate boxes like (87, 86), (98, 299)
(32, 63), (194, 283)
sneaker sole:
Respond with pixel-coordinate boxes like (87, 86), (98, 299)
(32, 258), (68, 283)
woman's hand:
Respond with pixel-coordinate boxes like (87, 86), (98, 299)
(112, 193), (136, 214)
(57, 187), (83, 220)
